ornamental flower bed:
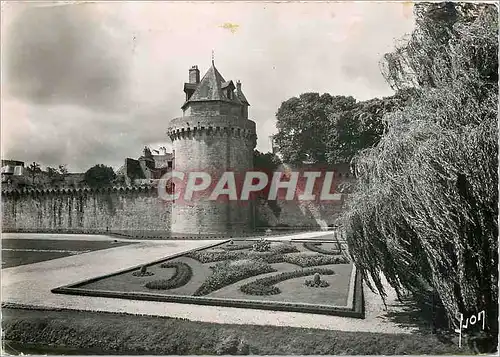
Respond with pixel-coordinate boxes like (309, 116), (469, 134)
(240, 268), (335, 295)
(145, 262), (193, 290)
(282, 252), (349, 267)
(185, 250), (243, 263)
(252, 239), (271, 252)
(193, 259), (276, 296)
(52, 239), (360, 318)
(186, 242), (299, 263)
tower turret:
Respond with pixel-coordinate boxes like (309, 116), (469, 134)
(167, 62), (257, 235)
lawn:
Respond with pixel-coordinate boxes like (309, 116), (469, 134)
(1, 239), (133, 268)
(52, 239), (363, 317)
(2, 307), (475, 355)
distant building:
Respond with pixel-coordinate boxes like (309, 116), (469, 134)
(117, 146), (174, 185)
(1, 160), (25, 185)
(1, 160), (25, 175)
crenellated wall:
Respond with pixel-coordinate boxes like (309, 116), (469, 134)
(1, 186), (348, 235)
(1, 187), (171, 233)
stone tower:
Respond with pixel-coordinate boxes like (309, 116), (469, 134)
(167, 62), (257, 235)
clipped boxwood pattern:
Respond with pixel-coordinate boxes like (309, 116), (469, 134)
(185, 250), (243, 263)
(240, 268), (335, 295)
(187, 242), (299, 263)
(145, 262), (193, 290)
(282, 253), (349, 267)
(193, 259), (276, 296)
(303, 242), (341, 255)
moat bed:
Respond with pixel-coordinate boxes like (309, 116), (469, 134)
(52, 240), (364, 318)
(1, 239), (133, 268)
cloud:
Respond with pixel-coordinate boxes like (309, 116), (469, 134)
(3, 3), (132, 112)
(1, 2), (415, 172)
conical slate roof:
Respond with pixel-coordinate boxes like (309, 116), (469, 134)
(182, 62), (250, 109)
(236, 84), (249, 105)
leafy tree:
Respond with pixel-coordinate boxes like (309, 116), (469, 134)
(274, 93), (355, 165)
(274, 92), (411, 165)
(58, 164), (68, 177)
(26, 162), (41, 185)
(83, 164), (116, 188)
(253, 150), (281, 173)
(46, 166), (61, 186)
(342, 2), (498, 346)
(45, 164), (69, 187)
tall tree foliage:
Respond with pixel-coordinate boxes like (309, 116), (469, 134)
(84, 164), (116, 188)
(26, 162), (41, 185)
(274, 92), (410, 165)
(342, 2), (498, 341)
(274, 93), (346, 165)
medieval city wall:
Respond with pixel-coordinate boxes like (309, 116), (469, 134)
(1, 187), (347, 235)
(1, 187), (171, 234)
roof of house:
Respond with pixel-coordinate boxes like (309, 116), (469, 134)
(182, 63), (250, 109)
(124, 158), (146, 180)
(236, 84), (249, 105)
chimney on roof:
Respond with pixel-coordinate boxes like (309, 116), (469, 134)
(189, 65), (200, 84)
(236, 80), (242, 91)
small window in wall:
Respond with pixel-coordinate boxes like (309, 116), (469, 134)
(168, 161), (173, 169)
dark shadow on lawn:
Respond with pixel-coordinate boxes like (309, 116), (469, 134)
(384, 296), (454, 343)
(384, 293), (498, 354)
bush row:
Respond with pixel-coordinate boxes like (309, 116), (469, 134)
(187, 248), (347, 268)
(252, 239), (271, 252)
(303, 242), (341, 255)
(187, 243), (299, 263)
(145, 262), (193, 290)
(240, 268), (336, 295)
(282, 253), (349, 267)
(193, 259), (276, 296)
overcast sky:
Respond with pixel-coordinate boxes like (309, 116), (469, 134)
(1, 1), (415, 172)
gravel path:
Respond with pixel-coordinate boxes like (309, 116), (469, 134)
(2, 233), (418, 334)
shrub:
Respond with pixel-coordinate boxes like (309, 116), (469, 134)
(132, 265), (154, 277)
(194, 259), (276, 296)
(305, 273), (330, 288)
(145, 262), (192, 290)
(240, 268), (335, 295)
(282, 253), (349, 267)
(186, 250), (244, 263)
(303, 242), (341, 255)
(314, 272), (320, 284)
(252, 239), (271, 252)
(270, 242), (299, 254)
(188, 242), (300, 264)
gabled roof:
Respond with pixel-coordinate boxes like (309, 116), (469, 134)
(184, 83), (197, 92)
(221, 80), (235, 90)
(236, 86), (249, 105)
(124, 158), (146, 180)
(182, 63), (249, 109)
